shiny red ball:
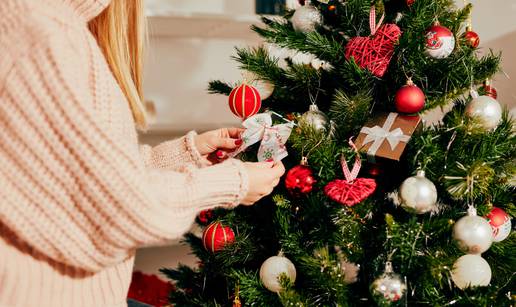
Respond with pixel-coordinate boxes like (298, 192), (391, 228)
(463, 30), (480, 48)
(228, 83), (261, 119)
(480, 85), (498, 99)
(406, 0), (415, 6)
(285, 165), (316, 195)
(202, 222), (235, 253)
(395, 84), (425, 114)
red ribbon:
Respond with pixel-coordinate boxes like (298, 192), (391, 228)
(369, 5), (385, 36)
(342, 138), (362, 183)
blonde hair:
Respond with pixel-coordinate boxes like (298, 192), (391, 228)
(88, 0), (147, 129)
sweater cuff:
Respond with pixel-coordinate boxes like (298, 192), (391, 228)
(185, 131), (211, 168)
(195, 158), (249, 209)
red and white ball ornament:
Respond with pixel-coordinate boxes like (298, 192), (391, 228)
(285, 159), (316, 196)
(228, 83), (262, 119)
(424, 22), (455, 59)
(202, 221), (235, 253)
(486, 207), (512, 242)
(394, 79), (426, 114)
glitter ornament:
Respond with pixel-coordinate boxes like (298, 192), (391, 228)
(228, 83), (261, 119)
(424, 22), (455, 59)
(394, 79), (426, 114)
(465, 94), (502, 130)
(371, 262), (407, 305)
(299, 104), (331, 133)
(486, 207), (512, 242)
(285, 160), (316, 196)
(453, 207), (493, 254)
(202, 222), (235, 253)
(451, 254), (492, 289)
(260, 254), (297, 292)
(291, 1), (322, 33)
(399, 170), (437, 214)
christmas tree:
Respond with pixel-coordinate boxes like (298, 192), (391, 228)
(162, 0), (515, 306)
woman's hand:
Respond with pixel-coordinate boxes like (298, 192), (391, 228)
(241, 161), (285, 205)
(194, 128), (244, 162)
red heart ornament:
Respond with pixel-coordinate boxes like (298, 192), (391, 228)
(345, 24), (401, 77)
(324, 178), (377, 206)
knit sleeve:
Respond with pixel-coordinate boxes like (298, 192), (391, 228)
(0, 32), (248, 272)
(139, 131), (211, 171)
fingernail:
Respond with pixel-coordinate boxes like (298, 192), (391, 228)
(266, 159), (274, 162)
(235, 139), (243, 146)
(216, 150), (224, 158)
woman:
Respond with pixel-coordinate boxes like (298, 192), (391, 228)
(0, 0), (285, 306)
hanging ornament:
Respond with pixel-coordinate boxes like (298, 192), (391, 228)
(228, 82), (262, 119)
(299, 104), (331, 133)
(198, 209), (214, 224)
(465, 91), (502, 130)
(202, 221), (235, 253)
(394, 79), (426, 114)
(398, 170), (437, 214)
(479, 79), (498, 99)
(259, 253), (297, 292)
(285, 158), (316, 196)
(291, 1), (322, 33)
(463, 28), (480, 48)
(406, 0), (415, 6)
(242, 71), (275, 100)
(486, 207), (512, 242)
(424, 21), (455, 59)
(451, 254), (492, 289)
(370, 261), (407, 305)
(325, 140), (377, 206)
(453, 206), (493, 254)
(345, 6), (402, 77)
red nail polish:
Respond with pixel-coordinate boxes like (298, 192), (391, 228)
(235, 139), (243, 146)
(216, 150), (224, 158)
(266, 158), (274, 162)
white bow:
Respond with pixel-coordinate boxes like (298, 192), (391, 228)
(360, 113), (410, 162)
(230, 113), (294, 162)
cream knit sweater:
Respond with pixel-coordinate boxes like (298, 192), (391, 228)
(0, 0), (249, 306)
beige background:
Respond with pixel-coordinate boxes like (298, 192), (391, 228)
(134, 0), (516, 276)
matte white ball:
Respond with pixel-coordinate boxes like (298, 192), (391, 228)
(399, 170), (437, 214)
(291, 4), (322, 33)
(465, 95), (502, 130)
(451, 254), (492, 289)
(453, 214), (493, 254)
(259, 256), (297, 292)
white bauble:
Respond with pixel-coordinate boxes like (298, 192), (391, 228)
(465, 95), (502, 130)
(291, 52), (315, 65)
(259, 255), (297, 292)
(451, 254), (492, 289)
(399, 170), (437, 214)
(291, 2), (322, 33)
(242, 71), (275, 100)
(453, 209), (493, 254)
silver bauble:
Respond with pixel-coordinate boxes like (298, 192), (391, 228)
(291, 2), (322, 33)
(465, 95), (502, 130)
(451, 254), (492, 289)
(299, 104), (330, 133)
(399, 170), (437, 214)
(370, 262), (406, 305)
(452, 207), (493, 254)
(259, 255), (297, 292)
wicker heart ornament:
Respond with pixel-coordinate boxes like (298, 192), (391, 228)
(344, 7), (401, 77)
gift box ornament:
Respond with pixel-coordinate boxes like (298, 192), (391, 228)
(355, 112), (421, 163)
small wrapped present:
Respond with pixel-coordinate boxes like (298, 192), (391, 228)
(354, 112), (422, 163)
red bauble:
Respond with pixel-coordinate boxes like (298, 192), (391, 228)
(285, 165), (316, 195)
(395, 81), (425, 113)
(202, 222), (235, 253)
(198, 209), (214, 224)
(486, 207), (512, 242)
(345, 24), (402, 77)
(480, 84), (498, 99)
(324, 178), (376, 206)
(463, 30), (480, 48)
(406, 0), (415, 6)
(228, 83), (261, 119)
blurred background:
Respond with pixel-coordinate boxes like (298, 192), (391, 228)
(136, 0), (516, 276)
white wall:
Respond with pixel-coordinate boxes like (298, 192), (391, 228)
(134, 0), (516, 277)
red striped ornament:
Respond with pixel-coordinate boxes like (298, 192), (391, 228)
(202, 222), (235, 253)
(228, 83), (262, 119)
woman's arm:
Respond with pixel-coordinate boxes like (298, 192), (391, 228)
(0, 31), (248, 272)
